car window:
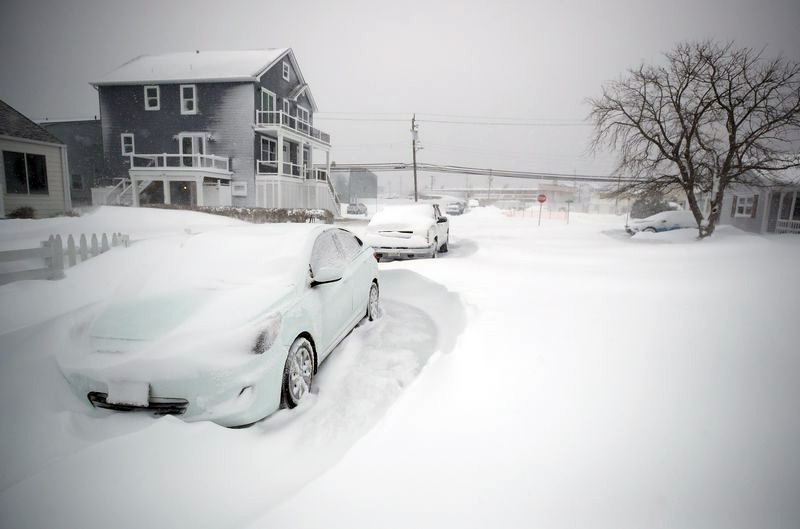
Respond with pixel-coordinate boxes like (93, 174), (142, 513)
(310, 231), (344, 275)
(335, 230), (363, 261)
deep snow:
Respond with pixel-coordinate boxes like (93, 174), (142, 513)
(1, 205), (798, 529)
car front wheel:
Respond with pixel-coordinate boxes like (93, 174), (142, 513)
(643, 227), (657, 233)
(282, 337), (315, 408)
(440, 232), (449, 253)
(367, 282), (380, 321)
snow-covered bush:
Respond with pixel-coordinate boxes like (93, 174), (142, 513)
(144, 204), (334, 224)
(8, 206), (35, 219)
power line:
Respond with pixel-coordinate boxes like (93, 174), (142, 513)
(313, 116), (410, 122)
(418, 119), (590, 127)
(314, 111), (591, 127)
(423, 141), (614, 162)
(417, 112), (586, 122)
(330, 162), (629, 183)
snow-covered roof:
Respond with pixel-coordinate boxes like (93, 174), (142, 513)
(92, 49), (291, 86)
(0, 98), (63, 145)
(736, 167), (800, 189)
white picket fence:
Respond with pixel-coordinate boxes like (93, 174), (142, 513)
(0, 232), (130, 285)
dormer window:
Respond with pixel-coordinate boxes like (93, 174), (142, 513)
(282, 61), (290, 81)
(144, 86), (160, 110)
(180, 84), (197, 115)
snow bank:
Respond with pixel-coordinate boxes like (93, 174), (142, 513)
(254, 210), (800, 529)
(2, 206), (799, 529)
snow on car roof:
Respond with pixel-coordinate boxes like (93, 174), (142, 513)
(92, 49), (289, 85)
(643, 210), (697, 221)
(83, 223), (331, 344)
(128, 223), (328, 296)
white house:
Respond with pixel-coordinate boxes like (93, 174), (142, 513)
(1, 99), (72, 218)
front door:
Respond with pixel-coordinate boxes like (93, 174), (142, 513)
(180, 134), (205, 167)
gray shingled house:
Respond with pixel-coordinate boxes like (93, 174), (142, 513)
(91, 49), (337, 213)
(40, 118), (104, 206)
(1, 99), (72, 218)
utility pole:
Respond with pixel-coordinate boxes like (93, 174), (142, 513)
(411, 114), (419, 202)
(487, 169), (493, 201)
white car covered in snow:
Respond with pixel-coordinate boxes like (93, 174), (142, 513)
(58, 224), (380, 427)
(364, 204), (449, 260)
(625, 210), (698, 234)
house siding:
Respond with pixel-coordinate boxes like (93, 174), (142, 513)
(256, 56), (315, 126)
(40, 119), (103, 205)
(719, 187), (766, 233)
(99, 82), (256, 205)
(1, 137), (69, 217)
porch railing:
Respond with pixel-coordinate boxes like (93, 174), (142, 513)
(255, 110), (331, 145)
(775, 219), (800, 234)
(256, 161), (330, 181)
(129, 153), (230, 172)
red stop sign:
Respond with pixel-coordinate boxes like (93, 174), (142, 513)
(537, 194), (547, 203)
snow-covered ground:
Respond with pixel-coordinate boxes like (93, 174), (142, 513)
(1, 206), (798, 529)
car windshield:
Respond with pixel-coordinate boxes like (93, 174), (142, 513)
(370, 205), (434, 224)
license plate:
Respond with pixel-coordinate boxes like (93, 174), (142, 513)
(106, 381), (150, 406)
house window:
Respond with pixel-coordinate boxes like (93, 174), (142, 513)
(282, 99), (290, 116)
(734, 195), (754, 217)
(260, 137), (277, 161)
(121, 133), (134, 155)
(282, 61), (290, 81)
(3, 151), (48, 195)
(144, 85), (160, 110)
(71, 174), (83, 190)
(180, 84), (197, 115)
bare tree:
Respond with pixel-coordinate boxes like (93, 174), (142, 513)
(589, 41), (800, 237)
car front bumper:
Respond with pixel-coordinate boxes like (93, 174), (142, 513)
(60, 349), (286, 427)
(372, 244), (435, 260)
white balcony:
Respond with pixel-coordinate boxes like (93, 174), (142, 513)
(255, 110), (331, 146)
(128, 153), (232, 174)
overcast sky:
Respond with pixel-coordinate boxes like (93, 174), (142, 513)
(1, 0), (798, 191)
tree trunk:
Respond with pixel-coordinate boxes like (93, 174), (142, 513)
(699, 187), (727, 238)
(683, 186), (706, 238)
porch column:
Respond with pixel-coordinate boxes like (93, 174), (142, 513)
(130, 177), (140, 207)
(163, 179), (171, 205)
(196, 177), (204, 206)
(325, 149), (331, 179)
(276, 132), (284, 208)
(277, 132), (284, 177)
(299, 142), (305, 179)
(308, 147), (314, 180)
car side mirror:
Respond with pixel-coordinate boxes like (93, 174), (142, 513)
(310, 264), (344, 287)
(437, 216), (448, 223)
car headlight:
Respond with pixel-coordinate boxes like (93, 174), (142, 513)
(252, 312), (282, 354)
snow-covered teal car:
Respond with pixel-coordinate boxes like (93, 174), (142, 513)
(58, 224), (380, 427)
(625, 210), (698, 234)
